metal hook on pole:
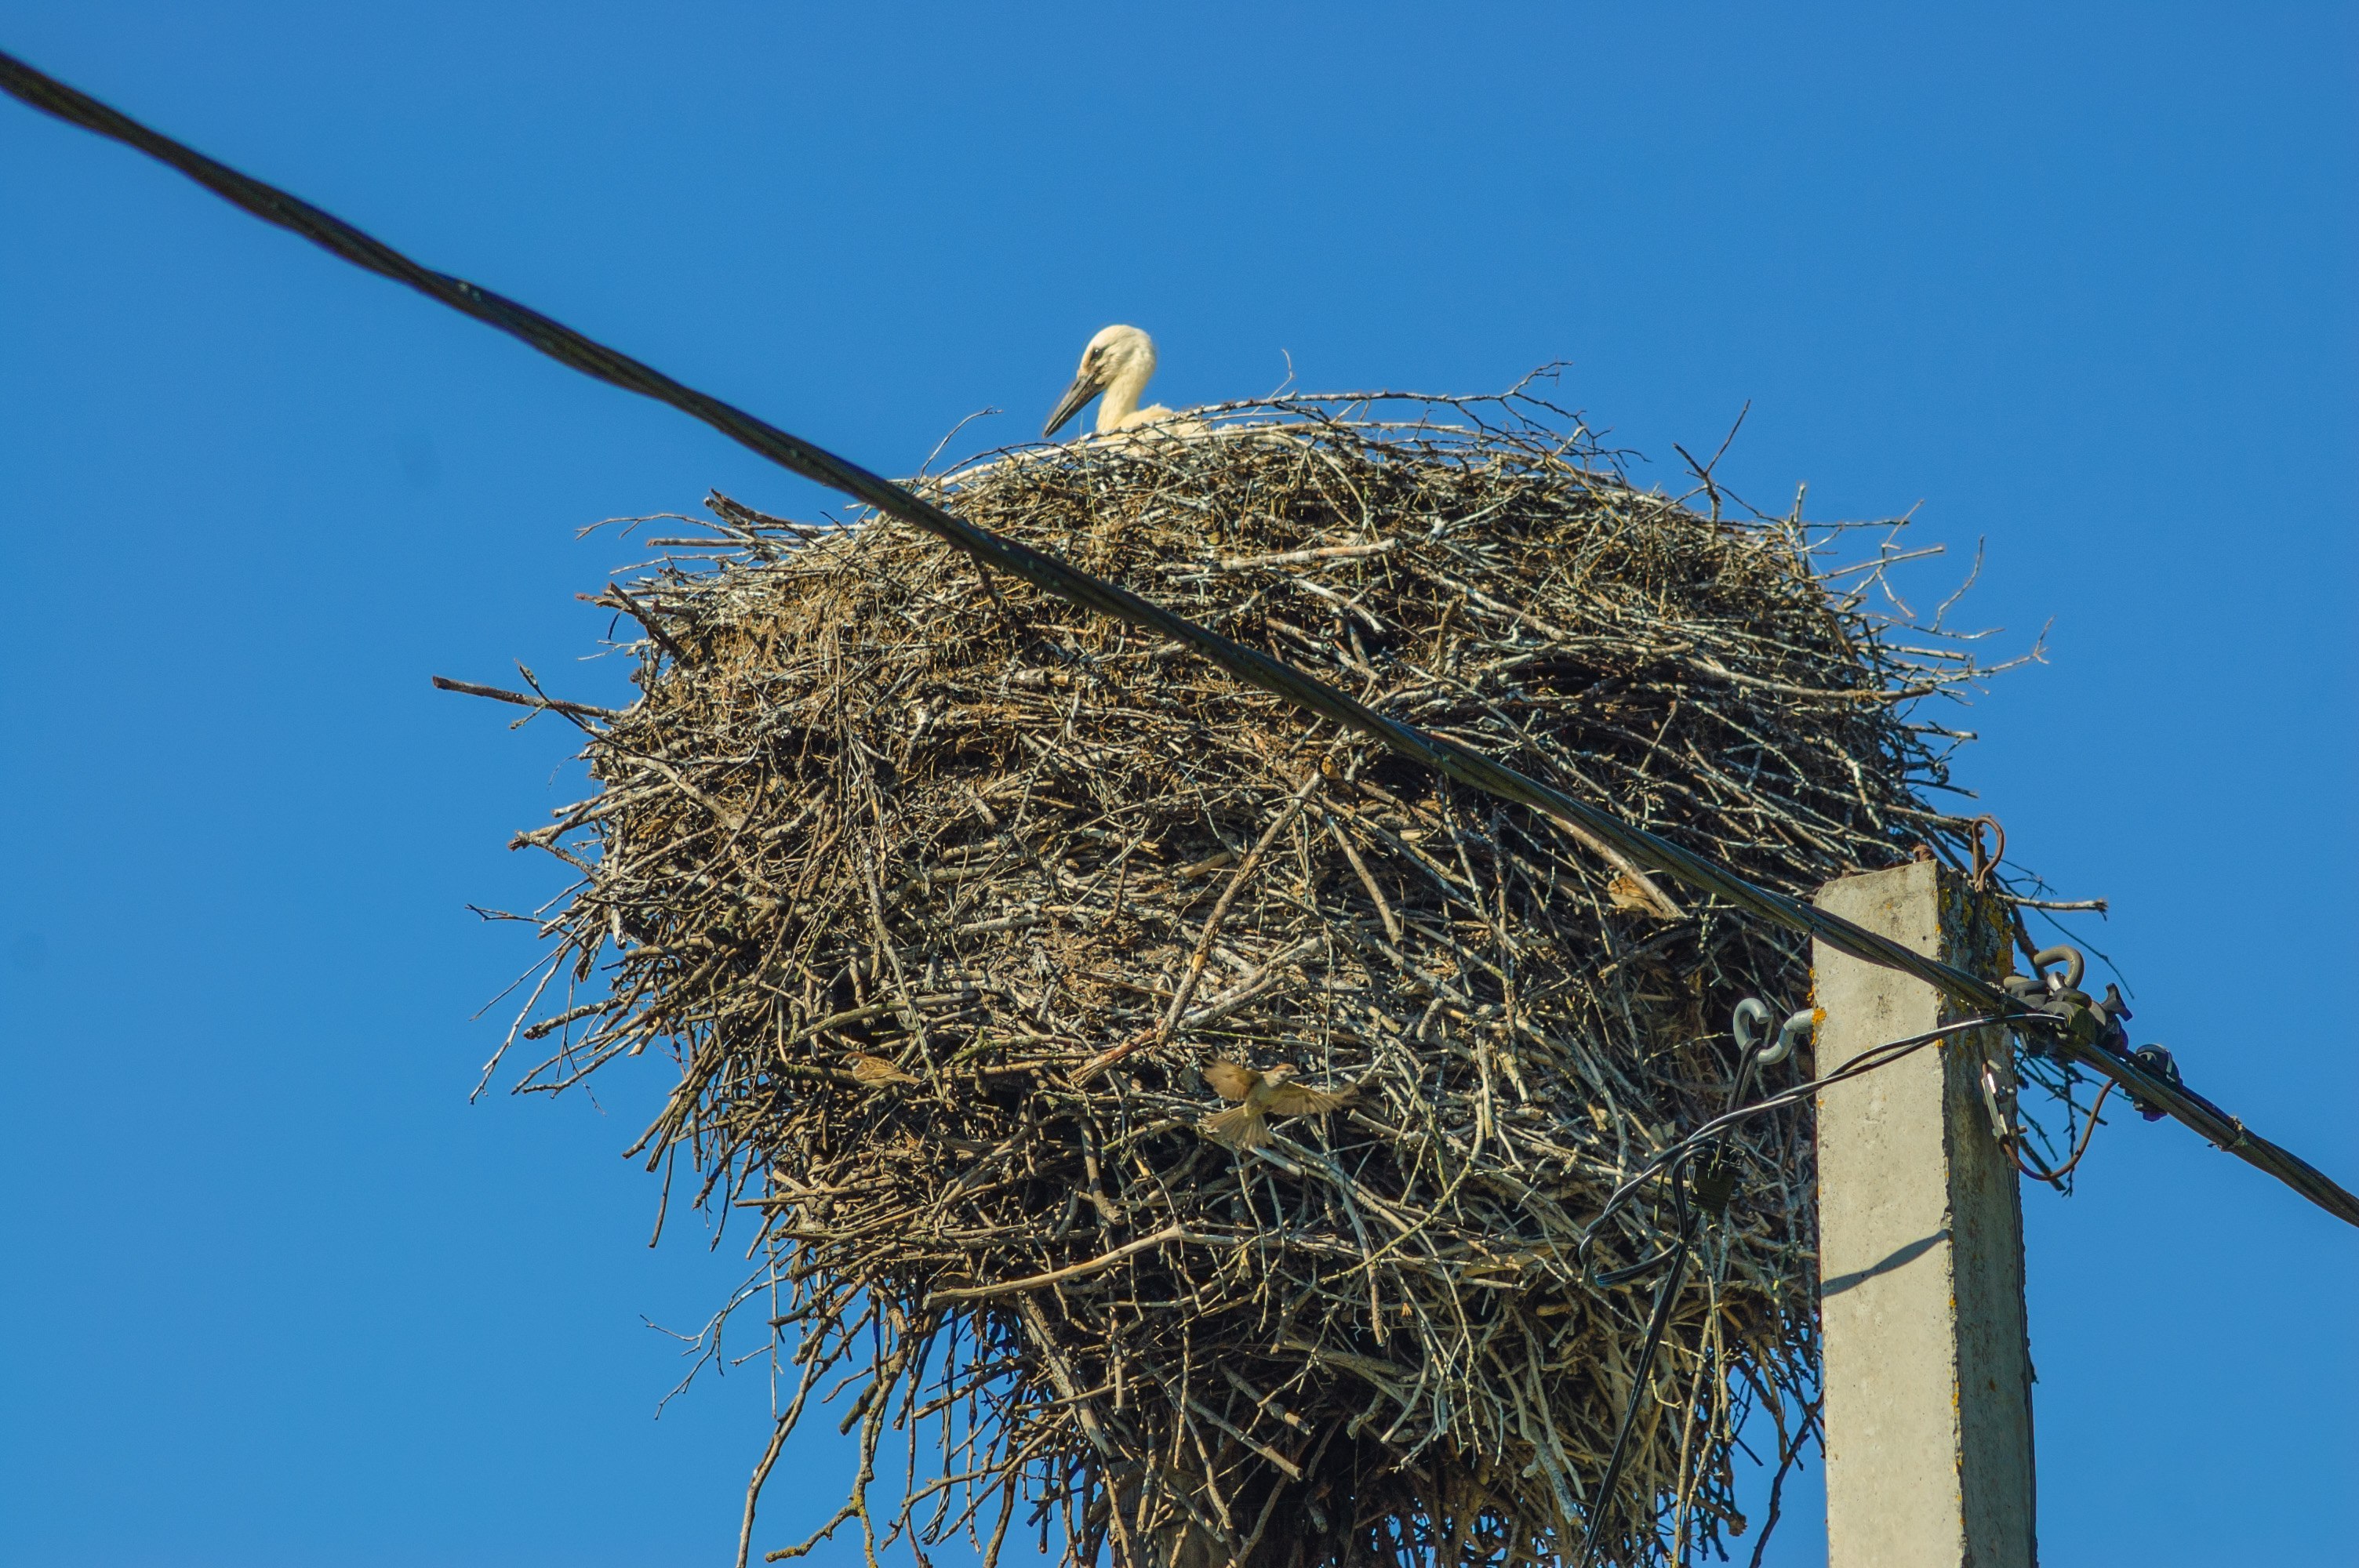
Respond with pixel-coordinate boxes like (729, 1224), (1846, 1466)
(1702, 1000), (1817, 1212)
(1968, 814), (2006, 891)
(1733, 997), (1817, 1070)
(2027, 944), (2084, 991)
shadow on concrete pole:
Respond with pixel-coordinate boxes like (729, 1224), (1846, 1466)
(1813, 861), (2037, 1567)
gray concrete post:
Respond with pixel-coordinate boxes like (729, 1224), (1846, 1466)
(1812, 861), (2036, 1568)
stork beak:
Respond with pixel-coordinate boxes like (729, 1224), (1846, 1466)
(1043, 372), (1104, 438)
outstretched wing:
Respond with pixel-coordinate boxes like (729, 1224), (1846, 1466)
(1263, 1080), (1356, 1117)
(1199, 1104), (1270, 1150)
(1201, 1059), (1259, 1103)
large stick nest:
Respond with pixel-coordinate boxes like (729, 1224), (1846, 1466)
(489, 393), (2010, 1567)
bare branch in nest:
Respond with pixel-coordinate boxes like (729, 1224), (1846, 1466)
(480, 390), (2041, 1568)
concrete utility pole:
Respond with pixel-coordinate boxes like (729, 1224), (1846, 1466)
(1812, 861), (2037, 1568)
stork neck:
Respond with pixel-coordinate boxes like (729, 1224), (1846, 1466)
(1096, 363), (1150, 434)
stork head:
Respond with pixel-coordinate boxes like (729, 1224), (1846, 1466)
(1044, 324), (1158, 437)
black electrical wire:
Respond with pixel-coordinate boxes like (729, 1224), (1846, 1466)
(1572, 1174), (1703, 1568)
(1578, 1014), (2007, 1269)
(2, 45), (2351, 1233)
(1573, 1012), (1988, 1568)
(1567, 1011), (2076, 1563)
(1573, 1010), (1817, 1568)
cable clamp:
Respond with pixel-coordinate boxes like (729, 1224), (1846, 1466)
(2001, 945), (2133, 1062)
(1689, 1155), (1738, 1214)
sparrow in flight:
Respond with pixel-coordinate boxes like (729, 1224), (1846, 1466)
(1199, 1060), (1356, 1150)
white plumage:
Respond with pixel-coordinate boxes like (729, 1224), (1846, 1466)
(1043, 324), (1186, 437)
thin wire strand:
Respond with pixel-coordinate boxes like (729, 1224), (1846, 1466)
(2012, 1079), (2117, 1185)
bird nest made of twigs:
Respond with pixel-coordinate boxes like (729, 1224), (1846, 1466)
(479, 391), (2011, 1568)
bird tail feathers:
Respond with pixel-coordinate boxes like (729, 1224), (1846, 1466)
(1198, 1105), (1270, 1150)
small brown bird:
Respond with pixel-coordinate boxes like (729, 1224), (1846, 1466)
(1199, 1060), (1356, 1150)
(845, 1051), (918, 1088)
(1605, 870), (1663, 916)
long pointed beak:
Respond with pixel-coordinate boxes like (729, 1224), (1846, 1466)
(1043, 372), (1104, 438)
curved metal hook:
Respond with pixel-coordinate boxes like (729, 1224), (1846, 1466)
(1757, 1007), (1816, 1069)
(2031, 945), (2085, 990)
(1968, 814), (2006, 892)
(1732, 998), (1813, 1069)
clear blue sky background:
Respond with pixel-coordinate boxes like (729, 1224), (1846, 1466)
(2, 5), (2352, 1565)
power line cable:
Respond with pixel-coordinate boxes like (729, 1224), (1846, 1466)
(2, 45), (2350, 1232)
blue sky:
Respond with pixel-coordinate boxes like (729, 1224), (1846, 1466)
(2, 4), (2352, 1565)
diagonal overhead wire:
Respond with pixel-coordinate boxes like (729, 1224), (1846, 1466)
(3, 45), (2351, 1231)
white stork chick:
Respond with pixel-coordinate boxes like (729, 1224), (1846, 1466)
(1043, 324), (1184, 438)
